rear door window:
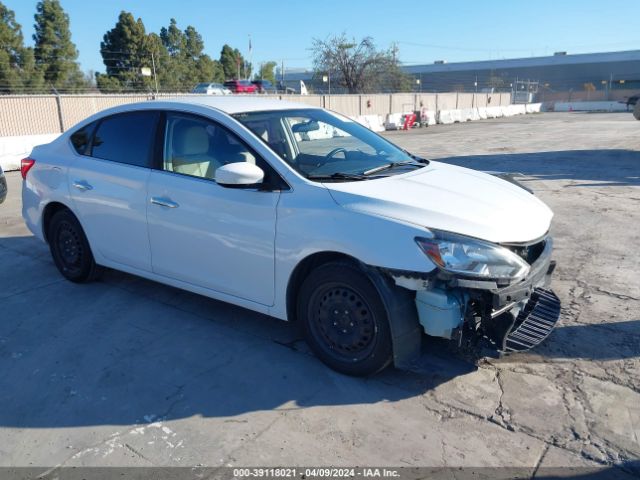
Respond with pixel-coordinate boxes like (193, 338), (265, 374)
(91, 111), (160, 167)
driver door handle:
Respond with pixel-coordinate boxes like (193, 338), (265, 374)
(150, 197), (179, 208)
(72, 180), (93, 191)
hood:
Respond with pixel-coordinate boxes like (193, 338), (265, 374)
(325, 161), (553, 244)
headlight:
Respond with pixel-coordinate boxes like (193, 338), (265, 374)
(415, 231), (530, 281)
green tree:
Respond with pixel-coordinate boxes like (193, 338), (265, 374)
(158, 19), (221, 90)
(0, 1), (44, 93)
(99, 11), (155, 92)
(33, 0), (85, 91)
(219, 44), (246, 79)
(256, 61), (277, 83)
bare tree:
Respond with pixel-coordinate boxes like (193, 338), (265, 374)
(311, 34), (403, 93)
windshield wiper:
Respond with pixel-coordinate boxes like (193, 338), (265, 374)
(306, 172), (368, 181)
(363, 160), (425, 176)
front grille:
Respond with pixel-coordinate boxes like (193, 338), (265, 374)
(506, 239), (546, 264)
(502, 288), (561, 353)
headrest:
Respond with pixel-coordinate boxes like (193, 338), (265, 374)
(175, 125), (209, 156)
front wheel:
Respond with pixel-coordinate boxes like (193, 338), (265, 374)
(48, 209), (102, 283)
(297, 262), (393, 376)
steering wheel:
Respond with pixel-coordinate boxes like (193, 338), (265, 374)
(325, 147), (347, 160)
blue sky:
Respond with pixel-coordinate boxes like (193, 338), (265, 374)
(6, 0), (639, 73)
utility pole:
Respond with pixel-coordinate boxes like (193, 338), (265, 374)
(248, 34), (252, 80)
(280, 60), (286, 93)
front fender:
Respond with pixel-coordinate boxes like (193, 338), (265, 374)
(270, 184), (436, 320)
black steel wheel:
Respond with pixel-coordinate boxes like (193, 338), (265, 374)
(48, 209), (101, 283)
(298, 261), (392, 376)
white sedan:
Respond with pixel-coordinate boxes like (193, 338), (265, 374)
(22, 97), (560, 376)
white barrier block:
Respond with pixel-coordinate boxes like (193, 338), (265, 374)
(366, 115), (385, 132)
(0, 134), (60, 171)
(437, 110), (454, 124)
(554, 101), (626, 112)
(385, 113), (403, 130)
(450, 109), (463, 123)
(355, 115), (385, 132)
(525, 103), (541, 113)
(423, 110), (436, 126)
(501, 106), (512, 117)
(486, 106), (501, 118)
(477, 107), (488, 119)
(461, 108), (474, 121)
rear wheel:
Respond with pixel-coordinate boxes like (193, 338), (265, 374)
(297, 262), (393, 376)
(48, 209), (101, 283)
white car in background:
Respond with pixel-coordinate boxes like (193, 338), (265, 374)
(192, 82), (232, 95)
(21, 97), (560, 376)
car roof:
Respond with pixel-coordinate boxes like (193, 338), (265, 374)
(162, 96), (318, 114)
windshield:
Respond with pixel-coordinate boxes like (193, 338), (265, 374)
(233, 108), (421, 180)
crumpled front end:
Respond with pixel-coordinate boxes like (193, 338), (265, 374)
(390, 235), (560, 356)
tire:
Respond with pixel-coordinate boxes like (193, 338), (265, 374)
(297, 261), (393, 376)
(48, 209), (102, 283)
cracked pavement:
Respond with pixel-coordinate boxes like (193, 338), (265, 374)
(0, 112), (638, 477)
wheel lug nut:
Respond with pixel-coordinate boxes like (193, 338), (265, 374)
(349, 322), (354, 326)
(334, 310), (338, 314)
(342, 329), (347, 333)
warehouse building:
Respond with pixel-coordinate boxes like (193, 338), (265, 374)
(281, 50), (640, 102)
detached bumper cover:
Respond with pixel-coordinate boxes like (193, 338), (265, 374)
(501, 288), (561, 353)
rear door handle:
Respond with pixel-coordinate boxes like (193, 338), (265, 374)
(72, 180), (93, 191)
(150, 197), (179, 208)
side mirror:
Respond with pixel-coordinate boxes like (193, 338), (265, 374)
(215, 162), (264, 187)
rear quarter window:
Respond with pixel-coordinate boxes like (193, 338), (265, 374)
(91, 111), (160, 167)
(70, 122), (97, 155)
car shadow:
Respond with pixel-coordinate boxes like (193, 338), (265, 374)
(437, 149), (640, 187)
(0, 234), (476, 429)
(522, 319), (640, 361)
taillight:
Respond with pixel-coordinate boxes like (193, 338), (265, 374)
(21, 158), (35, 179)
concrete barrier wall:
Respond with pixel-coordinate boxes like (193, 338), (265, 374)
(437, 93), (458, 110)
(474, 94), (489, 108)
(390, 93), (416, 114)
(0, 92), (516, 138)
(0, 96), (61, 136)
(279, 94), (323, 108)
(326, 95), (360, 117)
(554, 101), (627, 112)
(360, 94), (391, 117)
(417, 93), (437, 111)
(457, 93), (474, 109)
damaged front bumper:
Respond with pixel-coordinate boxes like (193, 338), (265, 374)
(393, 236), (561, 356)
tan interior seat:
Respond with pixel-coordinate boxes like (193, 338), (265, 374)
(171, 125), (220, 179)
